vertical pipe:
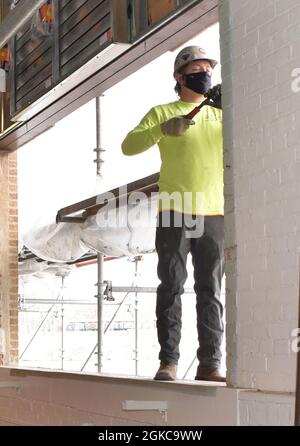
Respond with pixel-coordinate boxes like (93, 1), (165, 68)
(95, 96), (105, 373)
(134, 257), (139, 376)
(94, 96), (105, 177)
(295, 258), (300, 425)
(97, 253), (104, 373)
(61, 275), (65, 370)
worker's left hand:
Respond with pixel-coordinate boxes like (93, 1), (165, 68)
(161, 116), (195, 137)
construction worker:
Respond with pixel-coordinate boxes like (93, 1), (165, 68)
(121, 46), (225, 382)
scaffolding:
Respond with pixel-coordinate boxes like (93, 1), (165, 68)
(19, 254), (196, 376)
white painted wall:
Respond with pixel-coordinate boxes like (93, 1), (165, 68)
(0, 366), (294, 425)
(219, 0), (300, 397)
(238, 391), (294, 426)
(0, 367), (237, 426)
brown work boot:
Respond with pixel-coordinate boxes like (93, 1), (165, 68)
(154, 362), (177, 381)
(195, 365), (226, 382)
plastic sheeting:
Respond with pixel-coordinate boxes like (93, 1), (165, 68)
(81, 196), (158, 257)
(23, 222), (88, 263)
(19, 258), (75, 278)
(21, 196), (158, 264)
(19, 259), (76, 282)
(18, 258), (49, 276)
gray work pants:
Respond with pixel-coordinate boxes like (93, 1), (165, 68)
(155, 211), (224, 367)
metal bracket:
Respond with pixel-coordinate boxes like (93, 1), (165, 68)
(122, 400), (168, 423)
(103, 280), (114, 301)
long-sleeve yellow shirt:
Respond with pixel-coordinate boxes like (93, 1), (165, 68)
(122, 99), (223, 216)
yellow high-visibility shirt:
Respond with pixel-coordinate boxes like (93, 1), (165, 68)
(121, 100), (223, 216)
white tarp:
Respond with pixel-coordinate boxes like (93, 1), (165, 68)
(18, 258), (49, 276)
(23, 222), (88, 263)
(19, 258), (75, 278)
(81, 196), (157, 257)
(22, 196), (158, 263)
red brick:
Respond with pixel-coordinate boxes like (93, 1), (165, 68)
(9, 320), (18, 327)
(9, 292), (18, 300)
(8, 232), (18, 239)
(9, 308), (18, 316)
(8, 160), (17, 168)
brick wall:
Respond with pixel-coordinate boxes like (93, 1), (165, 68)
(219, 0), (300, 394)
(0, 151), (18, 365)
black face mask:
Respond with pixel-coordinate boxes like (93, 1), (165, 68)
(183, 71), (212, 94)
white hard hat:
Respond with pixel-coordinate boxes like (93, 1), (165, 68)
(174, 46), (218, 77)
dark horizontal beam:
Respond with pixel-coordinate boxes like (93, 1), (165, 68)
(56, 172), (160, 223)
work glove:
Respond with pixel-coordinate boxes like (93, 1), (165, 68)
(205, 83), (222, 109)
(161, 116), (195, 137)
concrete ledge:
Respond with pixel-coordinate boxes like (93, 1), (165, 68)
(5, 365), (227, 388)
(0, 366), (236, 426)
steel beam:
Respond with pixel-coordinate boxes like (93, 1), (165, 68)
(56, 172), (159, 223)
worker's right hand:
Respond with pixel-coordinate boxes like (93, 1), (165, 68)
(160, 116), (195, 137)
(205, 84), (222, 109)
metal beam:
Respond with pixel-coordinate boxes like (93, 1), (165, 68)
(56, 172), (160, 223)
(0, 0), (46, 48)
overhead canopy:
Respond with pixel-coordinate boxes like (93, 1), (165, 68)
(0, 0), (218, 151)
